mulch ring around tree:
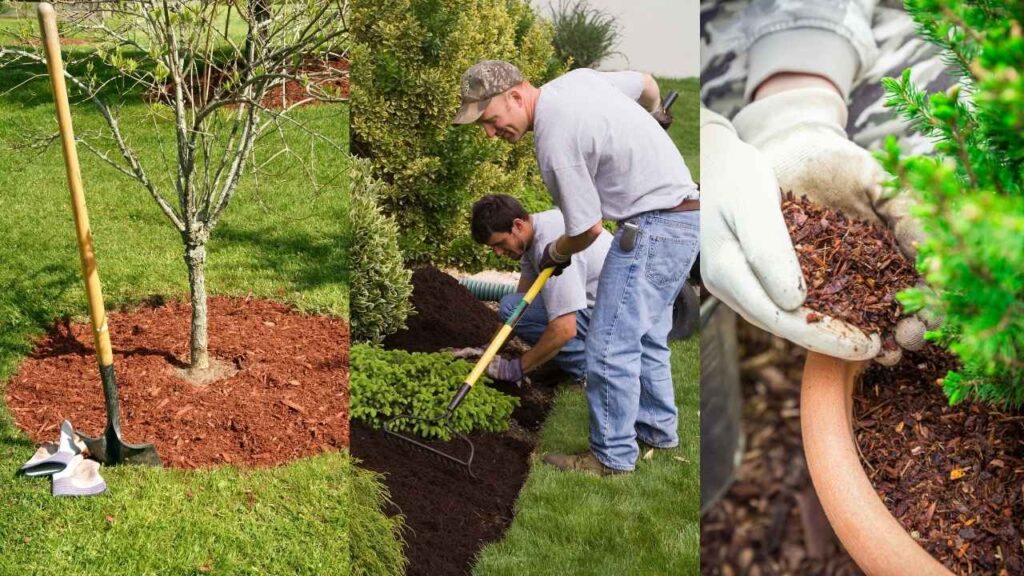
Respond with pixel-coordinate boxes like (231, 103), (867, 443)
(5, 296), (348, 469)
(145, 56), (349, 110)
(353, 265), (561, 576)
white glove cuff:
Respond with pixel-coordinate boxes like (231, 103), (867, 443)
(732, 87), (849, 148)
(699, 107), (737, 134)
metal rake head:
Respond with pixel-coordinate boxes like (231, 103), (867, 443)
(383, 415), (477, 479)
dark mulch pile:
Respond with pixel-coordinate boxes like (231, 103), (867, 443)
(783, 193), (919, 335)
(857, 349), (1024, 574)
(382, 266), (502, 353)
(700, 321), (861, 576)
(5, 296), (349, 468)
(146, 56), (349, 110)
(355, 265), (559, 576)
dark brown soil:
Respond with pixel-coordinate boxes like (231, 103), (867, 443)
(700, 320), (860, 575)
(857, 349), (1024, 574)
(145, 56), (349, 111)
(382, 266), (502, 353)
(354, 265), (559, 576)
(783, 193), (918, 336)
(5, 296), (349, 469)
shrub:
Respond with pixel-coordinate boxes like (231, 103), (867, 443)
(350, 0), (563, 265)
(350, 344), (519, 440)
(549, 0), (620, 70)
(349, 159), (415, 344)
(879, 0), (1024, 406)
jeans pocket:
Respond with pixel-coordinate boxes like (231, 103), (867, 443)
(645, 234), (696, 289)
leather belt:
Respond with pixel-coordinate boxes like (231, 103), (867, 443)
(668, 198), (700, 212)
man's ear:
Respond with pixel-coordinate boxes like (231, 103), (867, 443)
(506, 87), (523, 109)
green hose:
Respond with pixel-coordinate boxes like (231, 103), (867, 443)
(459, 278), (517, 302)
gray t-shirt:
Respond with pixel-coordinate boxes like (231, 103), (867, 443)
(533, 69), (699, 236)
(521, 209), (612, 321)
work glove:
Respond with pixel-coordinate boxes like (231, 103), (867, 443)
(486, 355), (523, 383)
(538, 240), (571, 276)
(701, 107), (881, 361)
(651, 105), (673, 130)
(732, 87), (935, 364)
(450, 347), (485, 360)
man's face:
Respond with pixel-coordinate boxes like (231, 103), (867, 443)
(485, 218), (530, 260)
(477, 91), (527, 143)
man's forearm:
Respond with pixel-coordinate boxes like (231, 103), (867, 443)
(554, 222), (604, 257)
(520, 313), (577, 373)
(639, 73), (661, 112)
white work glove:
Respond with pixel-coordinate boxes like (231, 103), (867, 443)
(732, 87), (936, 364)
(450, 347), (485, 359)
(701, 108), (881, 360)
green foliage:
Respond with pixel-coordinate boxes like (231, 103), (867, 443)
(349, 466), (408, 576)
(548, 0), (620, 70)
(349, 159), (415, 343)
(879, 0), (1024, 406)
(350, 0), (563, 266)
(350, 344), (519, 440)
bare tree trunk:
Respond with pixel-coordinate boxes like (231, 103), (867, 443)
(185, 238), (210, 371)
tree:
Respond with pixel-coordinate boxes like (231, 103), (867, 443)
(1, 1), (349, 378)
(880, 0), (1024, 406)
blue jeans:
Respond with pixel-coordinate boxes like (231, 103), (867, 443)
(585, 210), (699, 471)
(499, 293), (591, 379)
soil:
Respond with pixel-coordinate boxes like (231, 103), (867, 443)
(5, 296), (349, 469)
(145, 56), (349, 111)
(353, 265), (560, 576)
(857, 349), (1024, 574)
(382, 266), (502, 353)
(783, 193), (919, 336)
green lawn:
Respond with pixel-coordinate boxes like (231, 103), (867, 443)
(0, 44), (374, 574)
(471, 77), (701, 575)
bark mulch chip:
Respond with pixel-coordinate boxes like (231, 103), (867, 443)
(356, 265), (560, 576)
(858, 348), (1024, 574)
(783, 193), (919, 336)
(5, 296), (348, 469)
(382, 266), (502, 353)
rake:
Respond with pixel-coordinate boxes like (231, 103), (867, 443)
(384, 267), (555, 477)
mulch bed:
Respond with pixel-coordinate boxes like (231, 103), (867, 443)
(783, 193), (918, 336)
(145, 56), (349, 111)
(5, 296), (348, 469)
(382, 266), (502, 353)
(353, 265), (559, 576)
(857, 349), (1024, 574)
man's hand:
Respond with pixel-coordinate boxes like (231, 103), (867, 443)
(732, 86), (933, 363)
(701, 108), (882, 360)
(538, 240), (571, 276)
(651, 106), (673, 130)
(486, 356), (523, 383)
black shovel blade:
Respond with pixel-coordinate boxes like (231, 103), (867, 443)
(79, 424), (161, 467)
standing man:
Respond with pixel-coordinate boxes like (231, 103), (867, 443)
(453, 61), (699, 475)
(468, 194), (612, 384)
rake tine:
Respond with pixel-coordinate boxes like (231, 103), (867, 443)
(383, 415), (477, 478)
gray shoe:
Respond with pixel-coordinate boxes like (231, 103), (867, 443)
(542, 451), (630, 476)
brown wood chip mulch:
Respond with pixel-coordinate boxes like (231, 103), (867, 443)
(782, 192), (919, 336)
(858, 347), (1024, 575)
(5, 296), (348, 469)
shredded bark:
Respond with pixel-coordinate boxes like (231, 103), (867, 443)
(782, 193), (919, 335)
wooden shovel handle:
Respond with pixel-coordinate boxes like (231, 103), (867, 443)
(37, 3), (113, 367)
(801, 351), (951, 575)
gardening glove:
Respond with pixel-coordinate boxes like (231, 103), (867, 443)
(701, 107), (881, 361)
(486, 355), (523, 383)
(651, 105), (673, 131)
(450, 347), (486, 360)
(733, 88), (933, 363)
(538, 240), (571, 277)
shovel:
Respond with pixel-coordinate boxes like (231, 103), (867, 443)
(37, 3), (160, 467)
(384, 267), (555, 477)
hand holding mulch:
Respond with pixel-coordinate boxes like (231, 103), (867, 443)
(782, 192), (920, 363)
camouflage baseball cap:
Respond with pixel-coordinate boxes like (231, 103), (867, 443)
(452, 60), (524, 125)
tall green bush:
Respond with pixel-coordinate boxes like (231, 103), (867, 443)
(549, 0), (621, 70)
(349, 159), (415, 344)
(350, 0), (563, 266)
(880, 0), (1024, 406)
(350, 344), (519, 440)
